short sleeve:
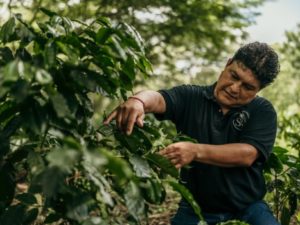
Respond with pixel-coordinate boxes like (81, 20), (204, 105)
(154, 85), (195, 123)
(240, 100), (277, 162)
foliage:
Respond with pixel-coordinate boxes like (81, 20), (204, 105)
(264, 114), (300, 225)
(260, 25), (300, 113)
(1, 0), (267, 82)
(0, 11), (202, 225)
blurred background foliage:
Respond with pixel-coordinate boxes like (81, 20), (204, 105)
(1, 0), (300, 224)
(0, 0), (272, 119)
(1, 0), (299, 115)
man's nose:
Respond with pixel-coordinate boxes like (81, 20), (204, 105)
(230, 82), (241, 94)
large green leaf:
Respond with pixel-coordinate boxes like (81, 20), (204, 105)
(46, 148), (81, 173)
(124, 181), (146, 222)
(0, 17), (16, 43)
(145, 153), (179, 178)
(0, 204), (26, 225)
(98, 148), (133, 182)
(167, 179), (203, 221)
(50, 92), (71, 118)
(140, 177), (166, 204)
(264, 152), (283, 174)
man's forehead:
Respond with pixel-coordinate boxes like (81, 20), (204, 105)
(233, 60), (251, 72)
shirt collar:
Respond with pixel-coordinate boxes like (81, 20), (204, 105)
(203, 82), (250, 113)
(203, 83), (217, 100)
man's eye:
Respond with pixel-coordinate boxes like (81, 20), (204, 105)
(231, 73), (238, 80)
(244, 85), (254, 91)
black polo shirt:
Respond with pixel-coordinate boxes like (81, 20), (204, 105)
(155, 84), (277, 213)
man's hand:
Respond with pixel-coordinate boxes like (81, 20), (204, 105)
(103, 98), (145, 135)
(160, 142), (197, 169)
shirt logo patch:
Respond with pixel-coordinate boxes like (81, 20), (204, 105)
(232, 110), (250, 131)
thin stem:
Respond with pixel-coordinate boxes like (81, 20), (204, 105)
(40, 122), (49, 149)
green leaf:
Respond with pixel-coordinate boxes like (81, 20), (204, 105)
(3, 60), (21, 82)
(57, 41), (79, 64)
(35, 69), (52, 84)
(110, 36), (127, 60)
(0, 47), (14, 65)
(96, 17), (111, 27)
(122, 56), (136, 80)
(16, 48), (32, 61)
(140, 177), (166, 204)
(280, 206), (291, 225)
(44, 213), (61, 223)
(96, 27), (113, 44)
(66, 194), (92, 222)
(15, 193), (37, 205)
(167, 179), (203, 221)
(10, 79), (30, 103)
(173, 133), (198, 143)
(0, 163), (15, 206)
(27, 151), (45, 175)
(23, 208), (39, 224)
(145, 153), (179, 178)
(40, 7), (57, 17)
(124, 181), (146, 222)
(120, 22), (145, 53)
(129, 155), (152, 178)
(0, 101), (18, 125)
(288, 192), (297, 216)
(44, 41), (57, 68)
(0, 204), (26, 225)
(50, 92), (71, 118)
(46, 148), (81, 173)
(141, 122), (161, 138)
(0, 17), (16, 43)
(39, 167), (66, 198)
(99, 148), (132, 181)
(264, 153), (283, 174)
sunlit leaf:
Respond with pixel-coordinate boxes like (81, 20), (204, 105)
(129, 155), (152, 178)
(0, 17), (16, 43)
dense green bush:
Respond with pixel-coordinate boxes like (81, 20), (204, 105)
(264, 114), (300, 225)
(0, 9), (202, 225)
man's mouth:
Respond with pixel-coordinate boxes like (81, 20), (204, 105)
(224, 90), (237, 100)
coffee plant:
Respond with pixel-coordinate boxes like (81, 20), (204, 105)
(264, 114), (300, 225)
(0, 9), (202, 225)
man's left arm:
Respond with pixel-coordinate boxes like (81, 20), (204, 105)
(160, 142), (259, 169)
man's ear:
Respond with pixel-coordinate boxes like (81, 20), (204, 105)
(225, 58), (233, 67)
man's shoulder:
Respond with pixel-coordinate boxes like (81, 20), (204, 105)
(249, 96), (276, 114)
(170, 84), (214, 98)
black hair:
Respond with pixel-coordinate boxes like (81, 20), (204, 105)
(232, 42), (280, 88)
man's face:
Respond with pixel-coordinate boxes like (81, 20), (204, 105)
(214, 60), (261, 110)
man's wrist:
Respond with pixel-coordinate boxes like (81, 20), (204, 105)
(128, 96), (146, 110)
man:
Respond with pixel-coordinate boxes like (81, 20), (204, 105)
(104, 42), (280, 225)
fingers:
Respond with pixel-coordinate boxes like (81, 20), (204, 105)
(103, 110), (117, 125)
(136, 114), (145, 127)
(103, 101), (145, 135)
(159, 143), (190, 169)
(160, 146), (180, 167)
(125, 111), (139, 135)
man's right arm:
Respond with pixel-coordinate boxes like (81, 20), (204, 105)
(103, 90), (166, 135)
